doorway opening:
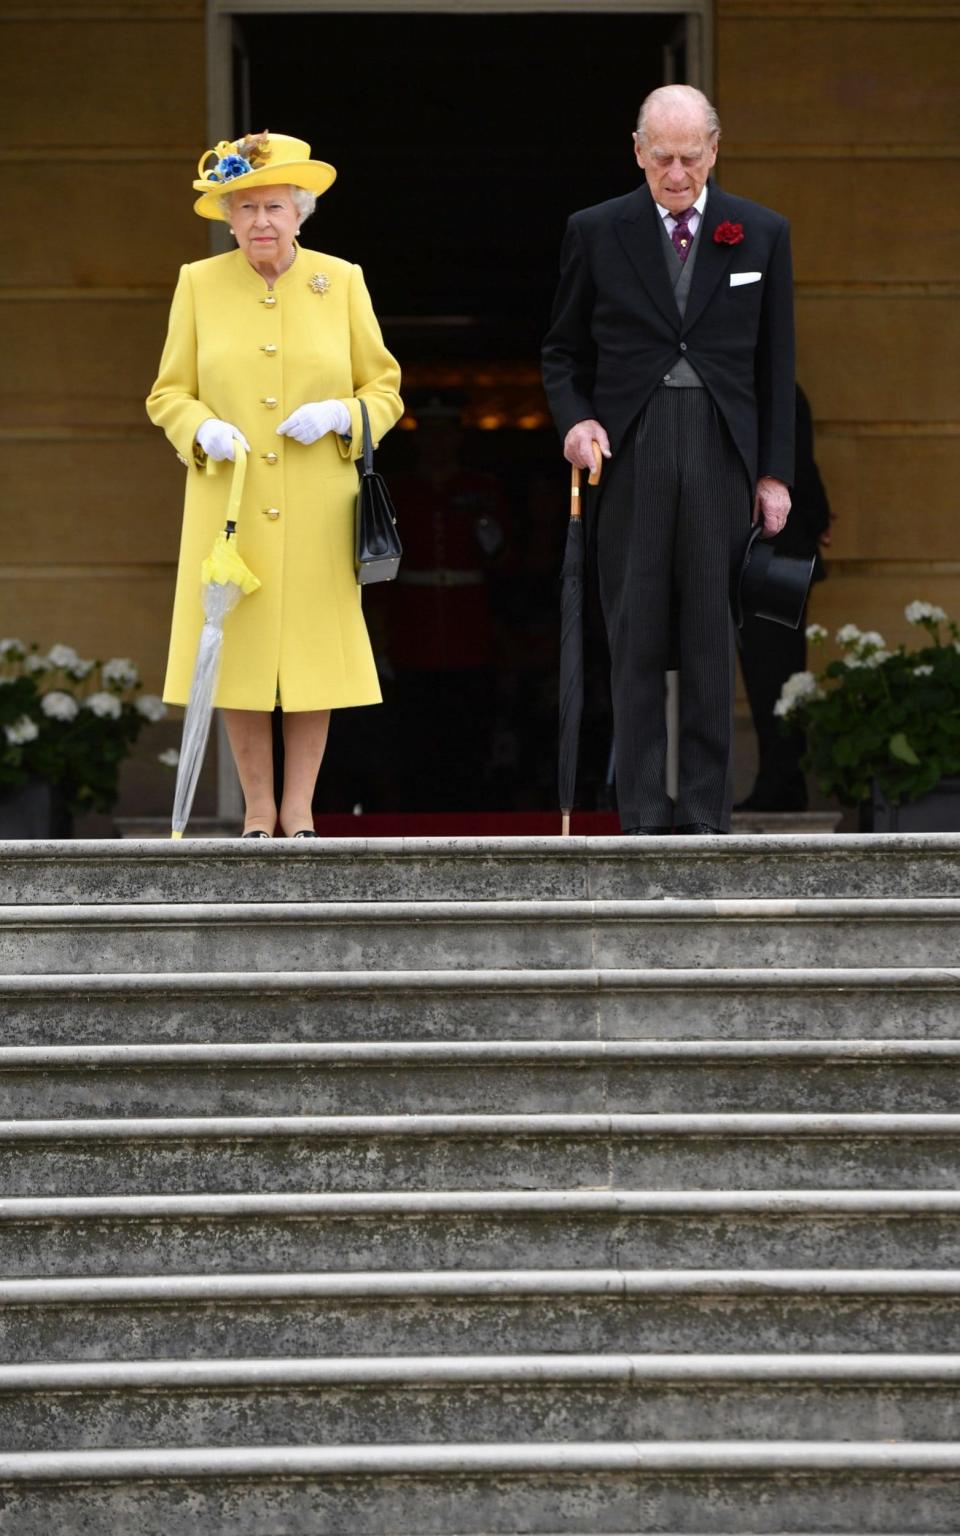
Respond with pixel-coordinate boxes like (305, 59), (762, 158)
(233, 9), (690, 815)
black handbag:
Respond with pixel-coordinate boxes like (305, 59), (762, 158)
(355, 399), (402, 584)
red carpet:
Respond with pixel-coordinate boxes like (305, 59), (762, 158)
(311, 811), (623, 838)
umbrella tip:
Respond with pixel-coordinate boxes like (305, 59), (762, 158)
(171, 829), (183, 840)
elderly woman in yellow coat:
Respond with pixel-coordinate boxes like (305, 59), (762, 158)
(147, 132), (402, 837)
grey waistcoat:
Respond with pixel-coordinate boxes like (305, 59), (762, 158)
(657, 213), (705, 388)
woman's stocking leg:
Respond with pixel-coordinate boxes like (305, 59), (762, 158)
(279, 709), (331, 835)
(222, 708), (276, 834)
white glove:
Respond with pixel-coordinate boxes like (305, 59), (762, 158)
(276, 400), (351, 445)
(196, 418), (251, 462)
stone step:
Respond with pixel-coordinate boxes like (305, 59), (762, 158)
(3, 1191), (957, 1276)
(3, 967), (957, 1044)
(4, 834), (960, 905)
(6, 898), (960, 974)
(2, 1112), (957, 1197)
(0, 1441), (956, 1536)
(3, 1040), (959, 1117)
(3, 1269), (958, 1361)
(3, 1353), (958, 1452)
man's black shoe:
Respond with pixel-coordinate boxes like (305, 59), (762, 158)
(675, 822), (725, 835)
(624, 826), (672, 836)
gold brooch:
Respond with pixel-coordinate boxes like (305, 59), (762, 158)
(309, 273), (331, 296)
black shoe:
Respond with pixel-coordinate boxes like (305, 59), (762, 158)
(292, 829), (319, 838)
(242, 830), (271, 839)
(675, 822), (725, 835)
(623, 825), (672, 836)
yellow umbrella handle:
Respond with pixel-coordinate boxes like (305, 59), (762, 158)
(569, 440), (603, 520)
(226, 441), (247, 529)
(206, 439), (248, 531)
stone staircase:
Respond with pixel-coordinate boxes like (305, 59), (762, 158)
(0, 833), (958, 1535)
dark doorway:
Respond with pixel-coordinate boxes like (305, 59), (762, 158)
(237, 10), (683, 814)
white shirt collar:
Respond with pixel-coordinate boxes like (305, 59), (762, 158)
(655, 186), (708, 223)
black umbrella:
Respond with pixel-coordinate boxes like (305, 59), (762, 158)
(559, 445), (602, 835)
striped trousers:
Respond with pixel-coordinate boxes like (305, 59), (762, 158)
(596, 387), (752, 831)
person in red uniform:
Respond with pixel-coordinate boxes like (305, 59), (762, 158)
(388, 391), (507, 809)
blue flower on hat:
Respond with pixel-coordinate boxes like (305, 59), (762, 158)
(211, 153), (253, 184)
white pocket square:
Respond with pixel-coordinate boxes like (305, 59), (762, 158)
(730, 271), (762, 287)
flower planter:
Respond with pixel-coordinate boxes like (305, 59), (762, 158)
(0, 780), (72, 839)
(870, 777), (960, 834)
(2, 640), (167, 828)
(778, 604), (960, 822)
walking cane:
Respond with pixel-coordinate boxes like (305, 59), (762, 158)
(558, 441), (603, 837)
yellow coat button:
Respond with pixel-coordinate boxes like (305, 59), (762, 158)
(261, 295), (277, 307)
(260, 344), (277, 356)
(264, 507), (280, 520)
(261, 396), (278, 409)
(262, 451), (278, 465)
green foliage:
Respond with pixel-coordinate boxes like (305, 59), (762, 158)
(778, 609), (960, 807)
(0, 642), (166, 816)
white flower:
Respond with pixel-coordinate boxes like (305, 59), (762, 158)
(783, 670), (820, 700)
(843, 655), (866, 669)
(41, 691), (79, 722)
(23, 653), (51, 674)
(861, 649), (891, 669)
(136, 694), (167, 723)
(84, 691), (122, 720)
(774, 670), (823, 716)
(158, 748), (180, 768)
(836, 624), (862, 646)
(0, 639), (24, 659)
(857, 630), (887, 653)
(913, 664), (934, 677)
(46, 644), (79, 670)
(4, 715), (39, 746)
(102, 657), (139, 689)
(805, 624), (828, 643)
(69, 658), (95, 680)
(905, 601), (947, 625)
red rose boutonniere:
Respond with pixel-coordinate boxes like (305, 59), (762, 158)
(713, 220), (745, 246)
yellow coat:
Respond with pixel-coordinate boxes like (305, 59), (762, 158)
(146, 244), (402, 711)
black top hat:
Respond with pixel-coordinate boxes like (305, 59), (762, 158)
(733, 523), (816, 630)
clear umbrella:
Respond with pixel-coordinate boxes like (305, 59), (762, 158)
(171, 442), (260, 838)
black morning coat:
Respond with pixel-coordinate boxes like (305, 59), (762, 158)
(542, 179), (797, 490)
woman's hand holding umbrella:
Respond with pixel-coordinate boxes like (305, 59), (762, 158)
(196, 418), (251, 462)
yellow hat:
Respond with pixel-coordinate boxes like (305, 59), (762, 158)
(192, 131), (336, 221)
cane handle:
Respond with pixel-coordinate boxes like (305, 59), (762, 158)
(569, 463), (582, 520)
(570, 440), (603, 518)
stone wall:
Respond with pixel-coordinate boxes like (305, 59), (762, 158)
(2, 0), (207, 813)
(717, 0), (959, 651)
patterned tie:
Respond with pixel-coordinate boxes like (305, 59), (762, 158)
(671, 207), (695, 262)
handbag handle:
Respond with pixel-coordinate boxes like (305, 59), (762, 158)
(359, 398), (374, 476)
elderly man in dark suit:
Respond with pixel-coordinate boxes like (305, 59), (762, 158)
(543, 84), (795, 834)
